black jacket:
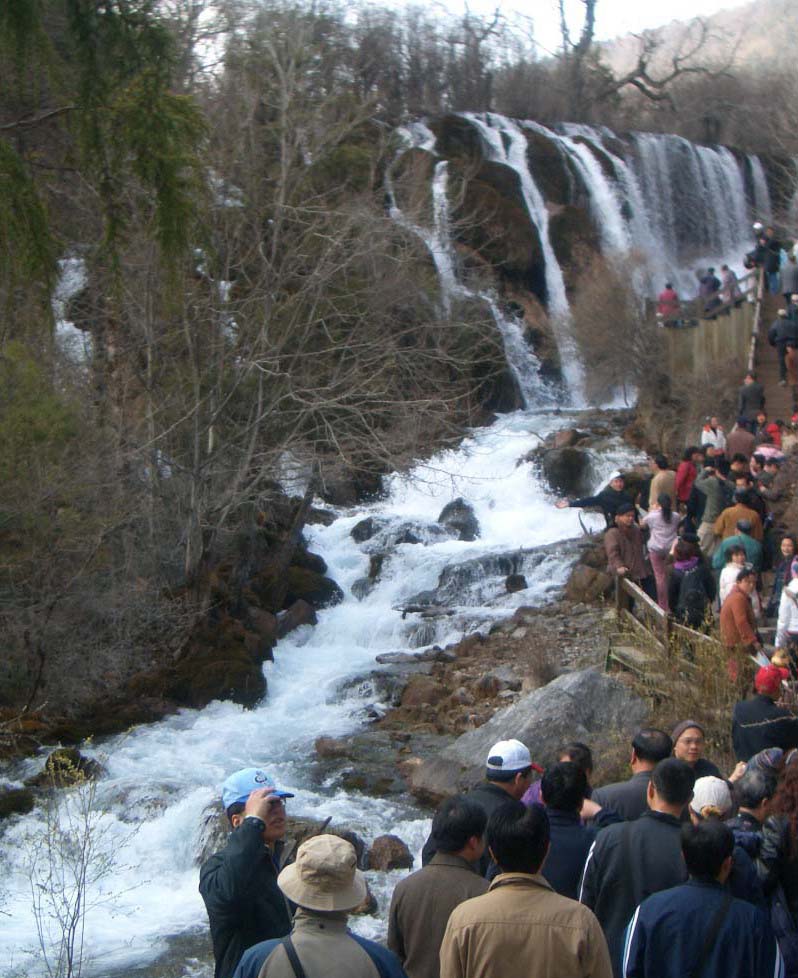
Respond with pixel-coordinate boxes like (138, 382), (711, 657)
(570, 486), (634, 527)
(737, 382), (766, 422)
(768, 316), (798, 351)
(579, 810), (687, 977)
(732, 693), (798, 762)
(757, 814), (798, 919)
(199, 819), (293, 978)
(541, 808), (598, 900)
(592, 771), (652, 822)
(422, 781), (514, 875)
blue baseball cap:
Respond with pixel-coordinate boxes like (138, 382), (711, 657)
(221, 768), (295, 810)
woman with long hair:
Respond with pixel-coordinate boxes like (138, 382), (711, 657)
(643, 493), (679, 611)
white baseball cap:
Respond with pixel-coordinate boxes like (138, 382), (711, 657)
(689, 776), (732, 817)
(486, 739), (533, 773)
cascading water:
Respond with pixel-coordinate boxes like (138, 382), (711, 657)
(749, 155), (773, 224)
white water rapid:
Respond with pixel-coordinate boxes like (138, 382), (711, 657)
(0, 406), (640, 978)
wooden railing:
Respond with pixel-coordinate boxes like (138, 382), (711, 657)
(747, 266), (766, 374)
(646, 268), (760, 324)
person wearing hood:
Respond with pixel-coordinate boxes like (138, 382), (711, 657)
(732, 665), (798, 763)
(556, 471), (633, 527)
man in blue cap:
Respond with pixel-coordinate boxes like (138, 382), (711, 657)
(200, 768), (296, 978)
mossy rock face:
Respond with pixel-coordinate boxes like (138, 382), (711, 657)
(0, 787), (35, 819)
(524, 127), (572, 205)
(182, 658), (266, 709)
(451, 159), (546, 300)
(429, 114), (485, 160)
(391, 146), (435, 216)
(26, 747), (105, 788)
(284, 567), (344, 609)
(549, 205), (600, 278)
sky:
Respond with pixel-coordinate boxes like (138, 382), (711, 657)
(443, 0), (753, 55)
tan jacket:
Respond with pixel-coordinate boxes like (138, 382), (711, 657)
(720, 585), (758, 649)
(713, 503), (763, 541)
(388, 853), (488, 978)
(649, 469), (676, 507)
(604, 524), (650, 582)
(256, 910), (380, 978)
(439, 872), (612, 978)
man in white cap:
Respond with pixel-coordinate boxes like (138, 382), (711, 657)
(555, 472), (634, 528)
(232, 835), (407, 978)
(421, 739), (537, 876)
(200, 768), (296, 978)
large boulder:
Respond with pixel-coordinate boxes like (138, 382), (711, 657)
(277, 599), (318, 638)
(438, 498), (480, 542)
(406, 668), (648, 803)
(540, 447), (595, 497)
(284, 567), (343, 609)
(367, 834), (414, 871)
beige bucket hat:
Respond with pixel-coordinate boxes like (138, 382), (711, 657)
(278, 835), (367, 912)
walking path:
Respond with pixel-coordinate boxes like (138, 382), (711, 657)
(756, 292), (796, 422)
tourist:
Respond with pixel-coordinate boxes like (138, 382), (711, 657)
(579, 758), (695, 978)
(674, 447), (702, 508)
(643, 494), (679, 611)
(388, 796), (487, 978)
(538, 762), (606, 900)
(755, 762), (798, 959)
(726, 420), (757, 461)
(776, 571), (798, 656)
(712, 518), (764, 572)
(555, 471), (633, 527)
(694, 461), (728, 556)
(700, 417), (727, 455)
(719, 263), (742, 307)
(728, 768), (775, 837)
(753, 409), (770, 440)
(605, 503), (655, 599)
(732, 665), (798, 762)
(421, 739), (535, 874)
(686, 777), (764, 906)
(522, 741), (591, 808)
(200, 769), (295, 978)
(668, 539), (715, 629)
(719, 545), (748, 605)
(648, 455), (676, 506)
(621, 821), (781, 978)
(233, 835), (406, 978)
(781, 251), (798, 310)
(671, 721), (722, 779)
(737, 373), (766, 424)
(720, 568), (765, 682)
(699, 267), (722, 315)
(769, 537), (798, 616)
(440, 802), (613, 978)
(769, 310), (798, 387)
(713, 489), (764, 541)
(591, 729), (674, 822)
(656, 283), (680, 324)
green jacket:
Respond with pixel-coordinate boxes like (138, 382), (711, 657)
(693, 470), (730, 524)
(712, 533), (763, 572)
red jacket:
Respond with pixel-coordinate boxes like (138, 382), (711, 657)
(657, 288), (680, 318)
(674, 461), (697, 504)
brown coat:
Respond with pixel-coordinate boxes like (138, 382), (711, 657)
(726, 427), (756, 461)
(649, 469), (676, 507)
(388, 853), (488, 978)
(604, 524), (650, 581)
(713, 503), (763, 541)
(439, 873), (612, 978)
(720, 585), (758, 649)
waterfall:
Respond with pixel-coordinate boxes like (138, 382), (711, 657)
(465, 113), (586, 405)
(749, 155), (773, 224)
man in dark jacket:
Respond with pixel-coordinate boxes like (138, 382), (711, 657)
(737, 372), (766, 422)
(555, 471), (633, 527)
(199, 769), (295, 978)
(768, 309), (798, 385)
(579, 758), (696, 978)
(591, 729), (673, 822)
(727, 768), (774, 855)
(732, 665), (798, 761)
(621, 821), (781, 977)
(421, 739), (536, 875)
(388, 796), (487, 978)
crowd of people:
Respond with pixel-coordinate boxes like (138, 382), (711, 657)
(201, 700), (798, 978)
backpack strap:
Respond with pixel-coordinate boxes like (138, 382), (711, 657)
(688, 891), (733, 978)
(280, 936), (308, 978)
